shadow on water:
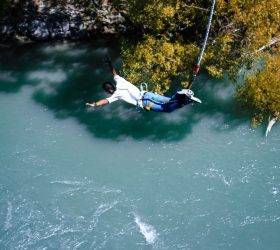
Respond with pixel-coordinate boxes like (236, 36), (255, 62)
(0, 40), (251, 142)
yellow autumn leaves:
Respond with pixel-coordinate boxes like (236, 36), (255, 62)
(115, 0), (280, 120)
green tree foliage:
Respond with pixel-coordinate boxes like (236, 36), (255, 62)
(114, 0), (280, 119)
(237, 47), (280, 124)
(121, 35), (199, 93)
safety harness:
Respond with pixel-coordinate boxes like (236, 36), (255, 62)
(139, 83), (154, 111)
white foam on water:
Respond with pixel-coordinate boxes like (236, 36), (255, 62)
(4, 201), (12, 230)
(270, 187), (279, 196)
(27, 69), (67, 83)
(65, 49), (88, 57)
(90, 201), (119, 227)
(36, 82), (58, 96)
(42, 43), (71, 53)
(73, 240), (86, 250)
(41, 59), (54, 66)
(198, 167), (233, 187)
(0, 71), (17, 82)
(50, 180), (86, 186)
(134, 215), (158, 245)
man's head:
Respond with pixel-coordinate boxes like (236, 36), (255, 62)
(102, 81), (116, 94)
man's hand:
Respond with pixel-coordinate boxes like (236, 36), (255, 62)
(104, 54), (112, 64)
(86, 102), (96, 107)
(86, 99), (109, 108)
(104, 53), (117, 76)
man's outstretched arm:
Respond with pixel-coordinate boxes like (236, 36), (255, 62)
(105, 54), (117, 77)
(86, 99), (109, 107)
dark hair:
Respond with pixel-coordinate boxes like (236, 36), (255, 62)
(102, 81), (116, 93)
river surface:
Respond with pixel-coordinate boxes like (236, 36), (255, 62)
(0, 41), (279, 250)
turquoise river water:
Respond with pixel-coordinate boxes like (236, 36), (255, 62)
(0, 41), (279, 250)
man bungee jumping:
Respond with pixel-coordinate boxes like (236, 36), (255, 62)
(85, 57), (202, 112)
(85, 0), (216, 112)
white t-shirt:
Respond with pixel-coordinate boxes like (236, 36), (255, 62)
(106, 75), (142, 107)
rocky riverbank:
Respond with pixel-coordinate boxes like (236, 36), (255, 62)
(0, 0), (127, 42)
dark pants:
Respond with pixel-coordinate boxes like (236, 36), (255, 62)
(142, 92), (191, 112)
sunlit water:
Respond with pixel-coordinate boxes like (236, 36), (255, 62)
(0, 41), (279, 250)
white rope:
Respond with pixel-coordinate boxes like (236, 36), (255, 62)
(196, 0), (216, 67)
